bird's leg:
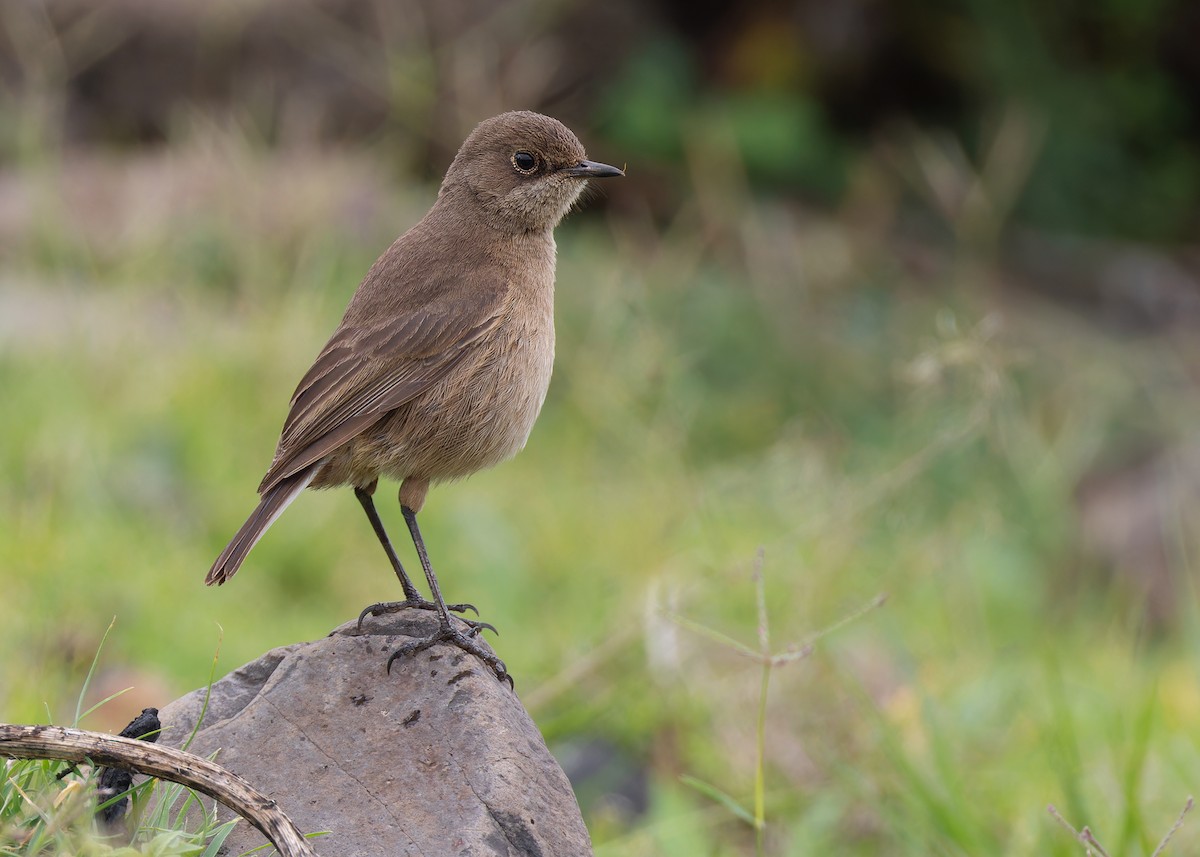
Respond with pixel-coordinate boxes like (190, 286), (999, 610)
(352, 483), (477, 630)
(385, 505), (510, 686)
(354, 483), (423, 601)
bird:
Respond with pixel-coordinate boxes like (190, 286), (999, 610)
(206, 111), (623, 683)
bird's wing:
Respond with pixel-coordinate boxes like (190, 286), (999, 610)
(256, 279), (508, 495)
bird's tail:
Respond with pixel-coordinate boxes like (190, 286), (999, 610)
(206, 468), (317, 585)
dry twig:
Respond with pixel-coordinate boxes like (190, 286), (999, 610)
(0, 723), (318, 857)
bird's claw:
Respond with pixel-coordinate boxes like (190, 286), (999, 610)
(356, 598), (480, 632)
(466, 620), (498, 637)
(386, 623), (511, 686)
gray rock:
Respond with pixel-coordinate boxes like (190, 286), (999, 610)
(158, 612), (593, 857)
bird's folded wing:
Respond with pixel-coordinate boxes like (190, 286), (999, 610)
(257, 286), (507, 495)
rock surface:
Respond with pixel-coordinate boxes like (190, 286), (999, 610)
(158, 612), (592, 857)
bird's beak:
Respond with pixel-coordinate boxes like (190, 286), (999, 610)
(561, 160), (625, 179)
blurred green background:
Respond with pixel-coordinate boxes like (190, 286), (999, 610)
(3, 0), (1200, 854)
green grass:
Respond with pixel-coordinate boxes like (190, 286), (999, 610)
(2, 133), (1200, 854)
(0, 623), (238, 855)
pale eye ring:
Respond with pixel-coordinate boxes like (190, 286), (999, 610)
(512, 151), (537, 174)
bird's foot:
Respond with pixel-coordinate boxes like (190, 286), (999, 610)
(356, 599), (494, 635)
(386, 621), (512, 688)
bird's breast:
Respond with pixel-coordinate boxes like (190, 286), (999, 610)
(471, 278), (556, 455)
(339, 266), (557, 485)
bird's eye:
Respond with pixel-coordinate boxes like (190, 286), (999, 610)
(512, 151), (537, 174)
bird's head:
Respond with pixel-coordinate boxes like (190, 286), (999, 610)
(441, 111), (623, 234)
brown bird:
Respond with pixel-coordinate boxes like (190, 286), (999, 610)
(207, 111), (623, 682)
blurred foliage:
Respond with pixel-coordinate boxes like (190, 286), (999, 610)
(593, 0), (1200, 240)
(2, 0), (1198, 240)
(597, 38), (852, 202)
